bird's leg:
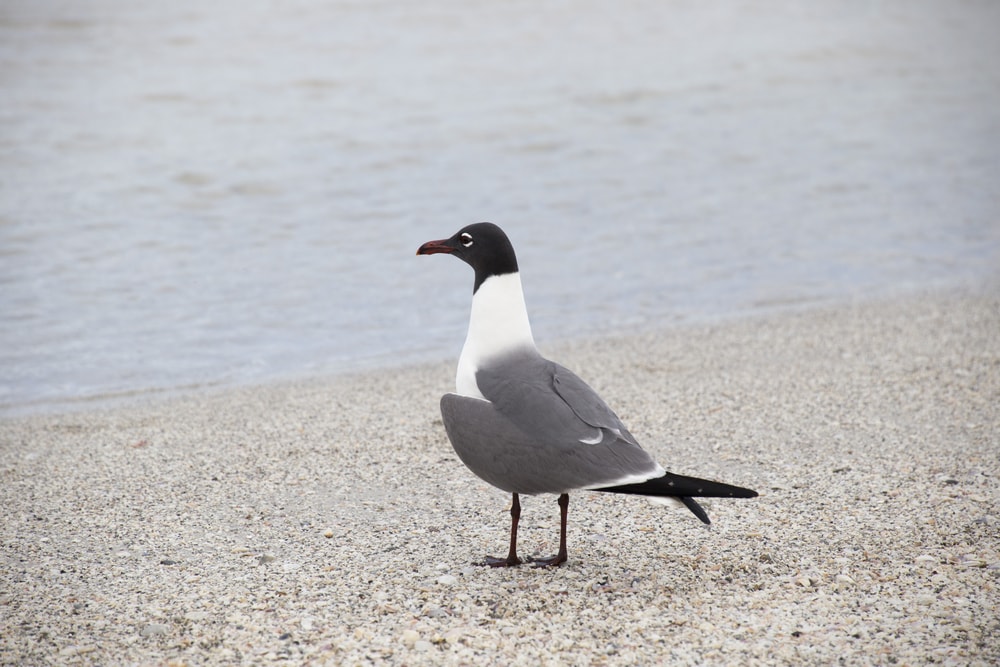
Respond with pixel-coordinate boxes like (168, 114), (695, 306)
(484, 493), (523, 567)
(531, 493), (569, 567)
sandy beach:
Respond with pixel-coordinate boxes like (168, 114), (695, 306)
(2, 289), (998, 665)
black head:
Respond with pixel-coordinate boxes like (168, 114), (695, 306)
(416, 222), (519, 292)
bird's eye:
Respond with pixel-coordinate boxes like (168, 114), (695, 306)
(460, 233), (473, 247)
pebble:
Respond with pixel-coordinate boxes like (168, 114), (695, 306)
(444, 628), (466, 644)
(957, 555), (987, 568)
(140, 623), (170, 637)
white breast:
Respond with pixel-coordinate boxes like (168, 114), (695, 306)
(456, 273), (536, 399)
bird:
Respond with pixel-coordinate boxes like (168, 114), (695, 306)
(416, 222), (757, 567)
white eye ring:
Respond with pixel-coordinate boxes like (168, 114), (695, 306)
(460, 233), (473, 247)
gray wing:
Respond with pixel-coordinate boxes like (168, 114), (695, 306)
(440, 393), (661, 494)
(551, 362), (641, 447)
(437, 352), (662, 495)
(477, 353), (637, 449)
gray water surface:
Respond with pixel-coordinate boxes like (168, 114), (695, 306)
(2, 1), (998, 415)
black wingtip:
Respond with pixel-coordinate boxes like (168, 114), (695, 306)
(681, 497), (711, 524)
(593, 472), (758, 500)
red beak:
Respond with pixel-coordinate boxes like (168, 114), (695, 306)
(416, 239), (455, 256)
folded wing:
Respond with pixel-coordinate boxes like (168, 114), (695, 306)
(438, 352), (664, 494)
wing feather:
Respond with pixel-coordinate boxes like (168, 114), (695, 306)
(551, 363), (641, 446)
(467, 352), (661, 489)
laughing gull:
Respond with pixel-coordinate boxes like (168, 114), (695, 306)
(417, 222), (757, 567)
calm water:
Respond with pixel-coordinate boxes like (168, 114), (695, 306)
(2, 1), (998, 415)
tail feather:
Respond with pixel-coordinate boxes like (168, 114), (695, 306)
(592, 472), (757, 525)
(680, 496), (711, 524)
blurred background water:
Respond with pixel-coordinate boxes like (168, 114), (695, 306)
(1, 0), (998, 415)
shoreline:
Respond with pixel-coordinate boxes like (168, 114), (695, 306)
(3, 279), (992, 421)
(2, 288), (998, 664)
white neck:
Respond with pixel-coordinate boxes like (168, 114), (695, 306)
(456, 273), (536, 398)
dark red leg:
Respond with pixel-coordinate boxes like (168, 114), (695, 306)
(484, 493), (523, 567)
(531, 493), (569, 567)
